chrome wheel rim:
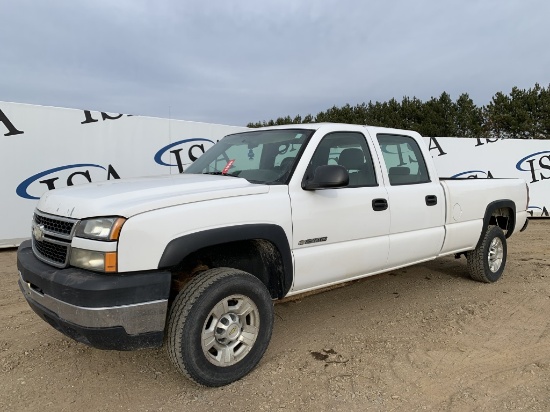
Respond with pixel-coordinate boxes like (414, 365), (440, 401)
(488, 237), (504, 273)
(201, 294), (260, 367)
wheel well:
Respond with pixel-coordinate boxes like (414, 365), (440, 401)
(489, 207), (514, 237)
(489, 207), (515, 237)
(168, 239), (286, 300)
(475, 200), (516, 250)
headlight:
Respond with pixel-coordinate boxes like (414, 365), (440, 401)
(70, 248), (118, 272)
(75, 217), (126, 241)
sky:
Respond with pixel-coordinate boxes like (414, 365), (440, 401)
(1, 0), (549, 126)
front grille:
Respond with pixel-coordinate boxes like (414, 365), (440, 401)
(32, 210), (78, 268)
(34, 240), (69, 265)
(34, 213), (75, 237)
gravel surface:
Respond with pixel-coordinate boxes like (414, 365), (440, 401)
(1, 220), (549, 411)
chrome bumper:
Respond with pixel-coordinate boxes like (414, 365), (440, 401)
(19, 273), (168, 335)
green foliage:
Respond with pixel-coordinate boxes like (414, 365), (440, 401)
(246, 83), (550, 139)
(484, 83), (550, 139)
(456, 93), (485, 138)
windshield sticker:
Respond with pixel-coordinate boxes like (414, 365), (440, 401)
(222, 159), (236, 175)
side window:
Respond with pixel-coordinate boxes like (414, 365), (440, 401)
(376, 134), (430, 185)
(306, 132), (377, 187)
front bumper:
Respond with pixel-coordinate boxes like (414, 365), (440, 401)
(17, 240), (171, 350)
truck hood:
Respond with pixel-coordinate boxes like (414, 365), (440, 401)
(37, 174), (270, 219)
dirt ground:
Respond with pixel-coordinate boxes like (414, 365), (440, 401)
(1, 221), (549, 411)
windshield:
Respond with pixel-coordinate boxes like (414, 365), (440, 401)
(184, 129), (314, 184)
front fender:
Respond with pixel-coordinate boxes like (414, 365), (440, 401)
(158, 224), (293, 297)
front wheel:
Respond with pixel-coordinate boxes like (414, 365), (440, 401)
(167, 267), (274, 387)
(467, 226), (507, 283)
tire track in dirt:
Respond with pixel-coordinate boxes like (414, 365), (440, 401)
(380, 245), (550, 407)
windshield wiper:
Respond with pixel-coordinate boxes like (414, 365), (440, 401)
(201, 172), (239, 177)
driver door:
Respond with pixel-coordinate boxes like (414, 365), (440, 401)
(288, 130), (390, 292)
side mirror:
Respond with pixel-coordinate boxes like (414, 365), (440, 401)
(302, 165), (349, 190)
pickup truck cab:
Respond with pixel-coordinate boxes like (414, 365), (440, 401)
(17, 123), (529, 386)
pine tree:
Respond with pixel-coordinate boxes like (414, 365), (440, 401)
(247, 83), (549, 139)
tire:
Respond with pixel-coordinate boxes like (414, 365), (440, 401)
(167, 267), (274, 387)
(467, 226), (507, 283)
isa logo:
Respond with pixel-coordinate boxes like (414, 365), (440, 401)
(451, 170), (494, 179)
(154, 138), (215, 173)
(516, 151), (550, 183)
(16, 164), (120, 200)
(527, 205), (549, 217)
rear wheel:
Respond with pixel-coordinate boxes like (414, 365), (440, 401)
(467, 226), (507, 283)
(167, 267), (274, 387)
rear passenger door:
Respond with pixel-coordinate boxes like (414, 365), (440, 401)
(374, 133), (445, 267)
(289, 130), (390, 292)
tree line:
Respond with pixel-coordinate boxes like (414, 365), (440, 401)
(247, 83), (550, 139)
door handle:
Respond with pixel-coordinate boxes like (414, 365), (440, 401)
(372, 198), (388, 211)
(425, 195), (438, 206)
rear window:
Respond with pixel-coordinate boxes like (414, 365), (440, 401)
(376, 134), (430, 185)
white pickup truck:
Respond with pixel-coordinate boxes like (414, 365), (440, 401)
(18, 123), (529, 386)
